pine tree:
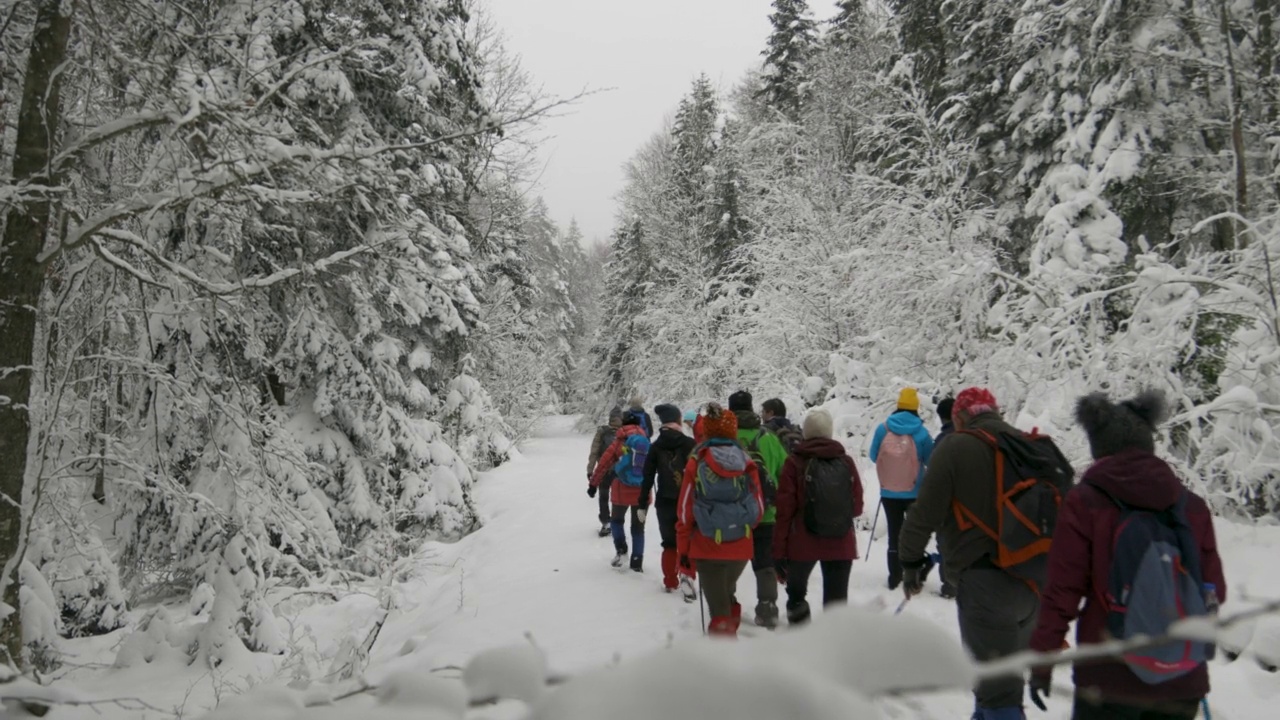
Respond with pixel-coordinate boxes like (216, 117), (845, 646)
(828, 0), (867, 48)
(760, 0), (819, 118)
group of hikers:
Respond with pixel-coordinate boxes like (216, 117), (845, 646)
(585, 386), (1226, 720)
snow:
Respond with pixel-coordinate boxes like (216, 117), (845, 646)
(17, 417), (1280, 720)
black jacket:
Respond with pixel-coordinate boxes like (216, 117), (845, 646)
(641, 427), (695, 506)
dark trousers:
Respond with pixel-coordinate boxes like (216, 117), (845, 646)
(786, 559), (852, 608)
(610, 504), (645, 556)
(698, 559), (747, 618)
(1072, 695), (1200, 720)
(957, 566), (1039, 710)
(596, 475), (612, 524)
(882, 497), (914, 584)
(655, 498), (678, 549)
(751, 523), (778, 605)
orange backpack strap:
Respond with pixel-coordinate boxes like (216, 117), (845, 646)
(950, 428), (1000, 539)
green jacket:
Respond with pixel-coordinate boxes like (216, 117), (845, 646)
(736, 412), (789, 524)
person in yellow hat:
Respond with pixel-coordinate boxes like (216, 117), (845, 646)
(868, 388), (936, 590)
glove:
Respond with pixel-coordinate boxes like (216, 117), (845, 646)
(1029, 671), (1051, 712)
(679, 554), (694, 576)
(901, 557), (928, 598)
(636, 508), (647, 524)
(775, 559), (788, 585)
(587, 486), (597, 498)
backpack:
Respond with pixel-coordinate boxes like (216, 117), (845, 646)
(612, 434), (649, 487)
(692, 442), (762, 544)
(951, 429), (1073, 590)
(742, 432), (778, 510)
(876, 429), (920, 494)
(803, 457), (855, 538)
(1097, 488), (1212, 684)
(768, 422), (803, 453)
(652, 441), (692, 500)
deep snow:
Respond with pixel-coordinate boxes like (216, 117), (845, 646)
(19, 415), (1280, 719)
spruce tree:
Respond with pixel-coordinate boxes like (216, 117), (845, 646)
(829, 0), (867, 48)
(760, 0), (819, 118)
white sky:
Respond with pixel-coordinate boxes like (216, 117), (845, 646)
(480, 0), (836, 247)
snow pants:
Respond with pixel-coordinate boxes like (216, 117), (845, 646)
(698, 559), (747, 619)
(655, 499), (679, 589)
(610, 504), (645, 557)
(882, 497), (914, 586)
(1070, 696), (1200, 720)
(785, 559), (852, 614)
(957, 565), (1039, 712)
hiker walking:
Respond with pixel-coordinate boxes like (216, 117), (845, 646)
(869, 388), (936, 590)
(590, 411), (653, 571)
(642, 404), (697, 599)
(676, 404), (764, 638)
(773, 408), (864, 625)
(729, 390), (790, 629)
(761, 397), (803, 452)
(1029, 390), (1225, 720)
(899, 387), (1074, 720)
(586, 407), (622, 537)
(627, 395), (655, 438)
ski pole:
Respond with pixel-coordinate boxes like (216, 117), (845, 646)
(698, 576), (707, 635)
(894, 596), (911, 615)
(1201, 698), (1212, 720)
(864, 499), (882, 562)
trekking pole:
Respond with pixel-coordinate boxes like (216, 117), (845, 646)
(1201, 698), (1212, 720)
(864, 500), (882, 562)
(893, 596), (911, 615)
(697, 576), (707, 635)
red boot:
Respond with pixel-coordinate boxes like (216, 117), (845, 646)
(730, 602), (742, 632)
(708, 616), (737, 638)
(661, 549), (679, 591)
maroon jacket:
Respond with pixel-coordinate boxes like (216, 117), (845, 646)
(1030, 449), (1225, 703)
(773, 438), (865, 562)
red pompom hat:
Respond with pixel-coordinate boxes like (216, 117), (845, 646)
(954, 387), (999, 418)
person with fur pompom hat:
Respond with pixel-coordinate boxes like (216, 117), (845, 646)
(676, 403), (765, 638)
(1029, 390), (1225, 720)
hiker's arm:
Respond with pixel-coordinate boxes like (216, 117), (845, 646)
(845, 456), (865, 519)
(749, 464), (765, 525)
(1030, 488), (1093, 653)
(898, 438), (960, 564)
(591, 440), (621, 488)
(639, 446), (658, 507)
(868, 424), (885, 462)
(773, 458), (799, 560)
(587, 431), (602, 473)
(916, 427), (935, 464)
(676, 461), (696, 557)
(764, 434), (788, 479)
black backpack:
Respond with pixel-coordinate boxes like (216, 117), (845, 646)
(803, 457), (855, 537)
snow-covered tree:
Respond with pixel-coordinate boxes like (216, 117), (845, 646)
(760, 0), (819, 118)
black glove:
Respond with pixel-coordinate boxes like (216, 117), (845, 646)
(1029, 671), (1051, 712)
(775, 559), (789, 585)
(901, 557), (928, 597)
(679, 554), (692, 570)
(587, 486), (597, 498)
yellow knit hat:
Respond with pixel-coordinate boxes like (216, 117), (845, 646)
(897, 388), (920, 412)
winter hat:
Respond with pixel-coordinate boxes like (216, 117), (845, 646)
(954, 387), (999, 419)
(629, 394), (645, 409)
(621, 410), (643, 426)
(936, 398), (955, 423)
(1075, 389), (1168, 460)
(703, 403), (739, 439)
(896, 388), (920, 412)
(683, 409), (698, 423)
(655, 403), (682, 425)
(728, 390), (754, 412)
(802, 409), (834, 440)
(607, 406), (623, 424)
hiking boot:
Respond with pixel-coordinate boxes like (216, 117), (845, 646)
(708, 616), (737, 638)
(679, 576), (697, 603)
(611, 553), (626, 568)
(940, 582), (957, 600)
(754, 601), (779, 629)
(887, 576), (902, 591)
(598, 523), (611, 537)
(630, 555), (643, 572)
(786, 600), (811, 626)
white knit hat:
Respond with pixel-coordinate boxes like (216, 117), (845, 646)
(802, 409), (834, 440)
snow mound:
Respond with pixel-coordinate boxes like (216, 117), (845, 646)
(462, 642), (549, 704)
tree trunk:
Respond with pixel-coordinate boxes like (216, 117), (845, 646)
(0, 0), (76, 666)
(1220, 0), (1249, 245)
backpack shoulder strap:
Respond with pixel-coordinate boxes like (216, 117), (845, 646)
(956, 428), (998, 447)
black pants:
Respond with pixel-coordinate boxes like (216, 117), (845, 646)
(957, 566), (1039, 710)
(1072, 695), (1200, 720)
(882, 497), (914, 584)
(751, 523), (778, 605)
(655, 498), (678, 549)
(786, 559), (852, 608)
(596, 474), (612, 524)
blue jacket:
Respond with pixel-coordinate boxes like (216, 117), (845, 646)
(869, 411), (935, 499)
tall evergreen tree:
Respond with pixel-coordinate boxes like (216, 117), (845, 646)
(760, 0), (819, 118)
(828, 0), (867, 48)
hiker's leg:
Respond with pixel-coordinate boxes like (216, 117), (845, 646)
(629, 505), (646, 558)
(751, 523), (778, 624)
(698, 560), (732, 618)
(656, 500), (679, 589)
(820, 559), (853, 606)
(957, 568), (1040, 712)
(598, 476), (612, 524)
(785, 560), (816, 624)
(882, 498), (912, 587)
(610, 502), (628, 554)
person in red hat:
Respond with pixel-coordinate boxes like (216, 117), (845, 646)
(898, 386), (1072, 720)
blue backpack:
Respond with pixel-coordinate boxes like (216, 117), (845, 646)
(613, 434), (649, 487)
(692, 441), (761, 544)
(1099, 488), (1212, 684)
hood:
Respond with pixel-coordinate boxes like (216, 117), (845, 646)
(1083, 448), (1184, 510)
(765, 417), (795, 431)
(884, 411), (924, 435)
(734, 410), (762, 430)
(652, 427), (690, 449)
(793, 437), (848, 460)
(615, 424), (645, 441)
(697, 440), (749, 477)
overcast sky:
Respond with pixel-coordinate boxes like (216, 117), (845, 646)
(480, 0), (835, 247)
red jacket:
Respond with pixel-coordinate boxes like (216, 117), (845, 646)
(1030, 449), (1225, 703)
(676, 442), (764, 562)
(590, 425), (646, 507)
(773, 438), (864, 562)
